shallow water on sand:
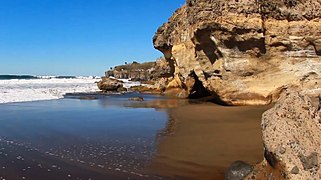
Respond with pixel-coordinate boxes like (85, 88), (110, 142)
(0, 94), (174, 180)
(0, 94), (270, 179)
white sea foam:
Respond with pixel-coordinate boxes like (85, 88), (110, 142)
(0, 77), (142, 104)
(0, 77), (101, 104)
(118, 79), (142, 89)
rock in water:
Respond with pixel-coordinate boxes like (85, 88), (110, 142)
(153, 0), (321, 105)
(128, 97), (144, 101)
(97, 77), (124, 92)
(225, 161), (253, 180)
(247, 90), (321, 179)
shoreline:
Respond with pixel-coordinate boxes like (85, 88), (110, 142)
(0, 93), (272, 179)
(2, 90), (320, 179)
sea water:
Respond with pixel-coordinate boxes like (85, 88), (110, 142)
(0, 75), (141, 104)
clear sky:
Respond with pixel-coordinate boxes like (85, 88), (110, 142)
(0, 0), (185, 76)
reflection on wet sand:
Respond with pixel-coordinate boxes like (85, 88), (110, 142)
(148, 102), (272, 179)
(66, 92), (189, 109)
(124, 99), (188, 109)
(65, 93), (271, 179)
(102, 98), (188, 110)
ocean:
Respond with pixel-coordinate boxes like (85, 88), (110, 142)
(0, 75), (140, 104)
(0, 75), (78, 80)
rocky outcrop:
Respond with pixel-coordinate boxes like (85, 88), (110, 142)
(153, 0), (321, 105)
(97, 77), (125, 92)
(106, 58), (171, 81)
(247, 91), (321, 179)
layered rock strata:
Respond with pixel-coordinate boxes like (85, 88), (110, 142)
(154, 0), (321, 105)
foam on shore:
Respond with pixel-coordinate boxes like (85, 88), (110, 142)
(0, 77), (144, 104)
(0, 77), (101, 104)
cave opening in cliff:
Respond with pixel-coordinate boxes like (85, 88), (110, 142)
(188, 72), (211, 99)
(188, 72), (229, 105)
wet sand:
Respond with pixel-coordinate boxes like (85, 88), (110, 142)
(148, 102), (272, 179)
(0, 95), (171, 180)
(0, 94), (271, 179)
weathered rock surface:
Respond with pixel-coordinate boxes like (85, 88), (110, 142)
(154, 0), (321, 105)
(247, 91), (321, 179)
(97, 77), (124, 92)
(106, 58), (171, 81)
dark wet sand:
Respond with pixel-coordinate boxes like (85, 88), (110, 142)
(147, 102), (272, 179)
(0, 139), (126, 180)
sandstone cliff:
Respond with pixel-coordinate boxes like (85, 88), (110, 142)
(153, 0), (321, 105)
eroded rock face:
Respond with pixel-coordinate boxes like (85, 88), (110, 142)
(247, 91), (321, 179)
(154, 0), (321, 105)
(105, 58), (172, 81)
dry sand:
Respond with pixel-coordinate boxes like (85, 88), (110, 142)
(147, 102), (272, 179)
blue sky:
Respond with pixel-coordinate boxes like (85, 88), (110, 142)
(0, 0), (185, 76)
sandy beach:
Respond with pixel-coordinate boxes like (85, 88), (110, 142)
(148, 102), (272, 179)
(0, 93), (272, 179)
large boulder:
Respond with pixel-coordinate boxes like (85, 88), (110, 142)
(97, 77), (124, 92)
(247, 91), (321, 179)
(153, 0), (321, 105)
